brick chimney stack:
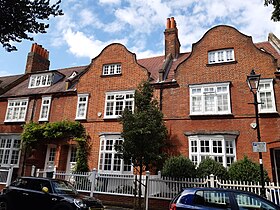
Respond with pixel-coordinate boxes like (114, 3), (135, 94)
(25, 43), (50, 74)
(164, 17), (180, 59)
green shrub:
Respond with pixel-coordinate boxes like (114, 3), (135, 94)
(162, 155), (196, 178)
(196, 157), (229, 180)
(228, 156), (270, 182)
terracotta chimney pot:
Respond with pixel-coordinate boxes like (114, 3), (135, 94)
(166, 18), (171, 29)
(170, 17), (175, 28)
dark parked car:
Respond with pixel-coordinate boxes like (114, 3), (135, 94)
(0, 176), (104, 210)
(169, 187), (280, 210)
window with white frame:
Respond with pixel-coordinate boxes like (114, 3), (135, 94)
(258, 79), (276, 113)
(5, 99), (28, 122)
(208, 49), (235, 64)
(103, 64), (122, 75)
(0, 135), (21, 167)
(39, 96), (51, 121)
(75, 94), (89, 120)
(190, 83), (231, 115)
(28, 73), (52, 88)
(104, 90), (134, 118)
(189, 135), (236, 168)
(98, 135), (132, 174)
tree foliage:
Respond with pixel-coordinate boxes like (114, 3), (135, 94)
(162, 155), (196, 178)
(196, 157), (229, 180)
(228, 156), (270, 182)
(265, 0), (280, 21)
(0, 0), (63, 51)
(21, 121), (89, 172)
(117, 81), (168, 169)
(116, 81), (167, 209)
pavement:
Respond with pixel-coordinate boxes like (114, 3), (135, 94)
(104, 206), (133, 210)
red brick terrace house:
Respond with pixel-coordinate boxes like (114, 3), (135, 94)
(0, 17), (280, 183)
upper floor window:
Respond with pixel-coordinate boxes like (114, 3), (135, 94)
(258, 79), (276, 113)
(75, 94), (89, 120)
(39, 96), (51, 121)
(189, 135), (236, 168)
(104, 90), (134, 119)
(98, 135), (132, 174)
(189, 83), (231, 115)
(103, 64), (122, 75)
(208, 49), (235, 64)
(5, 98), (28, 122)
(29, 73), (52, 88)
(0, 135), (21, 167)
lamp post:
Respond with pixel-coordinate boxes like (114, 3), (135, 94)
(246, 69), (266, 197)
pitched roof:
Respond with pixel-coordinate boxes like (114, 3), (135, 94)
(255, 41), (280, 67)
(137, 52), (191, 82)
(0, 66), (88, 98)
(0, 74), (23, 90)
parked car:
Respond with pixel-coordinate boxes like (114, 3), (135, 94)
(169, 187), (280, 210)
(0, 176), (104, 210)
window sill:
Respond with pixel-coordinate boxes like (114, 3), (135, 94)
(100, 74), (122, 78)
(190, 113), (234, 119)
(190, 113), (233, 116)
(259, 111), (279, 116)
(103, 116), (120, 120)
(4, 120), (25, 123)
(206, 61), (237, 67)
(75, 117), (87, 121)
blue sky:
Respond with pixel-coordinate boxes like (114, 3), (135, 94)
(0, 0), (279, 76)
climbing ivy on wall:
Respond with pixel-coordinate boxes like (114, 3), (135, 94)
(21, 121), (89, 172)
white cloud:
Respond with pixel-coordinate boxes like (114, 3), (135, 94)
(99, 0), (121, 4)
(63, 29), (128, 58)
(0, 70), (10, 77)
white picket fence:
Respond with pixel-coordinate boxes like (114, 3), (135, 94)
(32, 168), (280, 206)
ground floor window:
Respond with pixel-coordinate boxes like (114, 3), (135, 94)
(98, 134), (132, 174)
(0, 134), (21, 167)
(188, 135), (236, 168)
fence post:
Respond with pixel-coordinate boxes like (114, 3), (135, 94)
(158, 171), (161, 179)
(31, 165), (36, 176)
(52, 166), (57, 179)
(210, 174), (215, 188)
(90, 168), (97, 197)
(145, 171), (150, 210)
(6, 166), (14, 186)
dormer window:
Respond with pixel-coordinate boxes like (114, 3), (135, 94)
(29, 73), (52, 88)
(103, 64), (122, 76)
(208, 49), (235, 64)
(69, 71), (77, 79)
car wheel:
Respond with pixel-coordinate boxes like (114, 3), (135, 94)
(53, 203), (74, 210)
(0, 200), (8, 210)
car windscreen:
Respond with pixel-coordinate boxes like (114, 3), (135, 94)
(52, 180), (78, 195)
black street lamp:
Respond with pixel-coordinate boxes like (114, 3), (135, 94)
(246, 69), (266, 197)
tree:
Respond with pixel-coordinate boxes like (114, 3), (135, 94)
(162, 155), (196, 178)
(116, 81), (168, 209)
(265, 0), (280, 21)
(228, 156), (270, 182)
(0, 0), (63, 52)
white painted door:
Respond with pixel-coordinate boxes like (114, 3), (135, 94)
(44, 145), (57, 171)
(66, 146), (77, 172)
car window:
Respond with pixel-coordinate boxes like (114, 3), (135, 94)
(194, 190), (231, 209)
(10, 178), (52, 193)
(52, 180), (77, 195)
(234, 193), (278, 210)
(179, 194), (194, 205)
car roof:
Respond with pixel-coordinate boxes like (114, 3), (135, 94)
(17, 176), (65, 182)
(182, 187), (263, 196)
